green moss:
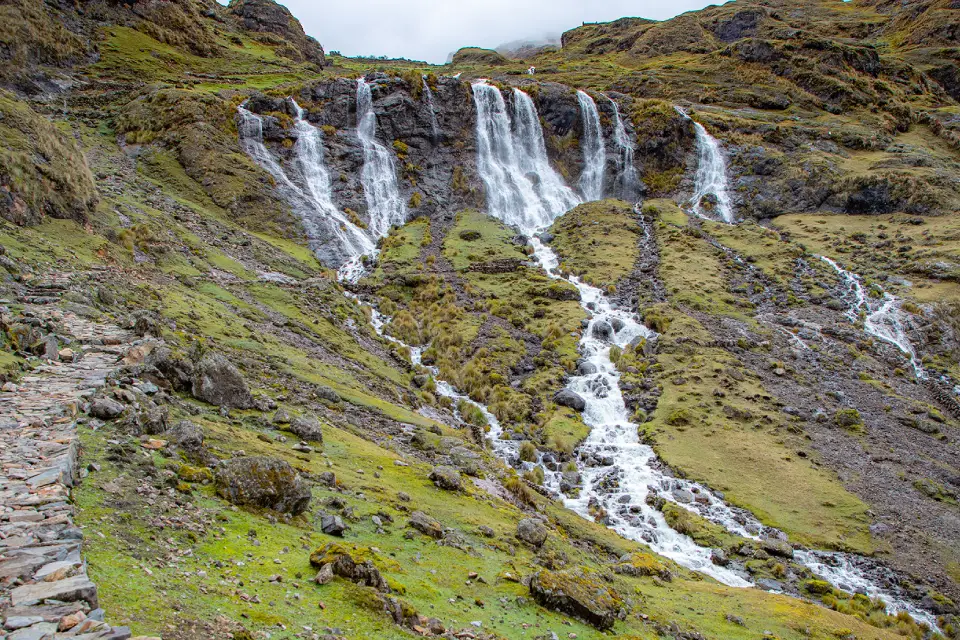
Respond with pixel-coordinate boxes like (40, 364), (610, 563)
(548, 199), (640, 289)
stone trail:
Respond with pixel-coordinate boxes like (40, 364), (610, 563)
(0, 278), (150, 639)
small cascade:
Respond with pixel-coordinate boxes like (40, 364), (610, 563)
(575, 90), (606, 201)
(821, 257), (924, 376)
(675, 107), (735, 223)
(606, 94), (641, 202)
(237, 105), (373, 277)
(422, 76), (441, 144)
(356, 78), (407, 239)
(472, 81), (580, 230)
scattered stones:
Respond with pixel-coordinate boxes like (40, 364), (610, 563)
(214, 456), (311, 515)
(309, 543), (389, 592)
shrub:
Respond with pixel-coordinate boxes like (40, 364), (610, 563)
(834, 408), (864, 431)
(519, 441), (537, 462)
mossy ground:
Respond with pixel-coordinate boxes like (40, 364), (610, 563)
(548, 199), (641, 290)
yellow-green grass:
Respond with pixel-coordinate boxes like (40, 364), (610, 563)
(548, 199), (641, 290)
(642, 308), (874, 553)
(77, 402), (904, 640)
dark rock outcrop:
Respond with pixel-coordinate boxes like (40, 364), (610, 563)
(228, 0), (325, 67)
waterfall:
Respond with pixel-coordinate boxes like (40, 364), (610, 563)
(237, 105), (373, 277)
(675, 107), (735, 224)
(472, 81), (579, 232)
(821, 257), (924, 377)
(606, 94), (641, 201)
(576, 90), (606, 201)
(290, 100), (376, 275)
(356, 78), (407, 239)
(422, 76), (441, 144)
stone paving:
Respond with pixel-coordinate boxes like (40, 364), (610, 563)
(0, 280), (149, 639)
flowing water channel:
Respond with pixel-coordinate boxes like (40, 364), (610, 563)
(238, 81), (940, 629)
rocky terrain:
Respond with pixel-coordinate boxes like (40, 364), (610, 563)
(0, 0), (958, 638)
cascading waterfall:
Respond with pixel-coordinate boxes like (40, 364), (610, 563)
(576, 90), (606, 201)
(357, 78), (407, 238)
(821, 257), (924, 377)
(422, 76), (441, 144)
(238, 105), (374, 278)
(472, 82), (579, 230)
(606, 94), (641, 202)
(290, 100), (376, 279)
(675, 107), (735, 224)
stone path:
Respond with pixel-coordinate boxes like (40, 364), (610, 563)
(0, 278), (140, 639)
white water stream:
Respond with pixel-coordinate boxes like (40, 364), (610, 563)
(576, 90), (606, 201)
(240, 85), (939, 629)
(675, 107), (735, 223)
(357, 78), (407, 239)
(606, 94), (641, 201)
(820, 256), (924, 377)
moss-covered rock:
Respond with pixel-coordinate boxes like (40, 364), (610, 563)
(529, 567), (623, 630)
(214, 456), (311, 515)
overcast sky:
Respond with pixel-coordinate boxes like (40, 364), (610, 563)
(241, 0), (729, 64)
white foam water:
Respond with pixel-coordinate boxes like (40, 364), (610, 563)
(238, 104), (373, 279)
(821, 256), (924, 377)
(606, 94), (641, 201)
(675, 107), (735, 223)
(576, 90), (606, 201)
(357, 78), (407, 239)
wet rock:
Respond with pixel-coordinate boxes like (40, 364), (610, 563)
(577, 361), (597, 376)
(553, 389), (586, 412)
(191, 353), (254, 409)
(214, 456), (311, 515)
(591, 321), (613, 341)
(408, 511), (443, 539)
(672, 488), (694, 504)
(610, 318), (625, 333)
(288, 414), (324, 443)
(516, 518), (548, 547)
(89, 397), (125, 420)
(529, 568), (622, 631)
(428, 466), (462, 491)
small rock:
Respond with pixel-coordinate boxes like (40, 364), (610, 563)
(321, 514), (346, 536)
(516, 518), (548, 547)
(315, 563), (335, 585)
(89, 397), (125, 420)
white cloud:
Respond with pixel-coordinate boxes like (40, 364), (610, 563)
(248, 0), (729, 64)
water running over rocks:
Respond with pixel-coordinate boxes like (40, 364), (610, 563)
(606, 94), (641, 202)
(356, 78), (407, 239)
(675, 107), (735, 223)
(576, 90), (606, 201)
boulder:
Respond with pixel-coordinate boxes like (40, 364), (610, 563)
(529, 568), (622, 631)
(428, 466), (463, 491)
(167, 420), (204, 450)
(449, 446), (481, 476)
(89, 397), (125, 420)
(144, 346), (193, 391)
(516, 518), (548, 547)
(321, 514), (346, 536)
(272, 408), (291, 424)
(288, 414), (323, 443)
(192, 354), (254, 409)
(577, 361), (598, 376)
(214, 456), (310, 515)
(591, 321), (613, 341)
(553, 389), (586, 412)
(309, 542), (388, 591)
(408, 511), (443, 539)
